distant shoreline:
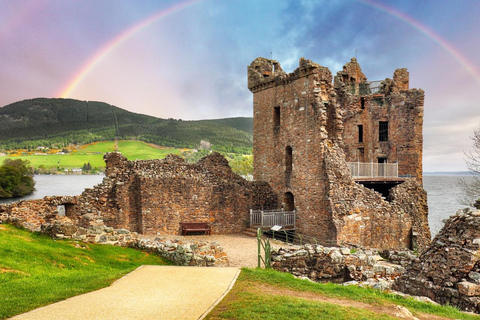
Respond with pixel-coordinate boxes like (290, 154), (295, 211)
(423, 171), (476, 176)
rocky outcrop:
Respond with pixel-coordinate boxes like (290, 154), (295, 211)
(394, 208), (480, 313)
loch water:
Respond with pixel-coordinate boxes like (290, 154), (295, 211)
(0, 174), (105, 205)
(0, 174), (474, 237)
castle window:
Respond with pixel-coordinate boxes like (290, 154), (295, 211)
(285, 146), (293, 187)
(358, 125), (363, 143)
(274, 106), (280, 133)
(284, 192), (295, 211)
(360, 97), (365, 109)
(379, 121), (388, 141)
(285, 146), (292, 172)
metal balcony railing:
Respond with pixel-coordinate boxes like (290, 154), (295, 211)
(347, 162), (398, 178)
(250, 209), (296, 229)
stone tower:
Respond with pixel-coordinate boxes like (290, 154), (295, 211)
(248, 57), (430, 250)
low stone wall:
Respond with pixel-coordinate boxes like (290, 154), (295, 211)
(394, 208), (480, 313)
(0, 214), (228, 267)
(0, 196), (76, 231)
(271, 244), (409, 290)
(132, 238), (228, 267)
(41, 221), (139, 245)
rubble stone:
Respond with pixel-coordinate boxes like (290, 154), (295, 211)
(393, 209), (480, 313)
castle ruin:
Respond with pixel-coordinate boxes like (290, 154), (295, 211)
(0, 56), (431, 252)
(248, 57), (430, 250)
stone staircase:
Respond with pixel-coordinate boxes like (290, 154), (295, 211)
(243, 227), (258, 237)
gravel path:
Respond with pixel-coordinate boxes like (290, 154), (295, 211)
(148, 233), (283, 268)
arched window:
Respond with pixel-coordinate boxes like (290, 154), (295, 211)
(284, 192), (295, 211)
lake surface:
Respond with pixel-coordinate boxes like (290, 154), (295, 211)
(424, 175), (474, 236)
(0, 174), (474, 237)
(0, 174), (105, 205)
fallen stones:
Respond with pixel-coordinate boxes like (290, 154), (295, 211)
(271, 243), (412, 290)
(393, 208), (480, 313)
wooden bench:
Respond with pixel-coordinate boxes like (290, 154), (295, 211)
(180, 222), (211, 236)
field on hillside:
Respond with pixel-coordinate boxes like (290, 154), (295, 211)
(0, 141), (181, 171)
(0, 224), (170, 319)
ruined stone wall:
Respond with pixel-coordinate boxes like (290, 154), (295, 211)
(271, 244), (405, 288)
(1, 152), (277, 236)
(0, 196), (76, 231)
(324, 143), (430, 249)
(394, 209), (480, 313)
(248, 57), (429, 250)
(71, 152), (277, 235)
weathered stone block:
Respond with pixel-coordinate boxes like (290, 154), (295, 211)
(458, 282), (480, 296)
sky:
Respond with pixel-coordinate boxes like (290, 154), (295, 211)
(0, 0), (479, 172)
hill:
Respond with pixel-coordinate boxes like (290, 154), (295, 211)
(0, 98), (253, 152)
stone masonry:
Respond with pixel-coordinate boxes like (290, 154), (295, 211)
(248, 57), (429, 250)
(1, 152), (277, 237)
(394, 209), (480, 313)
(336, 59), (424, 181)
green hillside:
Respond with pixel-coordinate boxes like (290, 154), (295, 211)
(0, 141), (180, 171)
(0, 98), (253, 152)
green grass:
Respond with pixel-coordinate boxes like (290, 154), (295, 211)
(212, 291), (396, 320)
(206, 268), (480, 320)
(116, 140), (180, 160)
(0, 140), (180, 170)
(76, 141), (116, 153)
(0, 224), (170, 319)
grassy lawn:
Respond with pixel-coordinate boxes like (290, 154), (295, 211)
(0, 140), (180, 170)
(206, 268), (480, 320)
(116, 140), (180, 160)
(0, 224), (171, 319)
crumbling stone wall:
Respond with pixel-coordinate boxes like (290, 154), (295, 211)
(1, 152), (277, 236)
(336, 59), (424, 181)
(394, 209), (480, 313)
(324, 144), (430, 249)
(271, 243), (406, 290)
(0, 196), (76, 231)
(68, 152), (277, 235)
(248, 57), (429, 250)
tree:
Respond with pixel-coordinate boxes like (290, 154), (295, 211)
(0, 159), (35, 198)
(199, 140), (211, 151)
(458, 126), (480, 209)
(229, 155), (253, 179)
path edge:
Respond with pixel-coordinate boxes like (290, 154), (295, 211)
(198, 268), (241, 320)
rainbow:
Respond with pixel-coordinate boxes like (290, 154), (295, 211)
(59, 0), (480, 98)
(354, 0), (480, 86)
(58, 0), (204, 98)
